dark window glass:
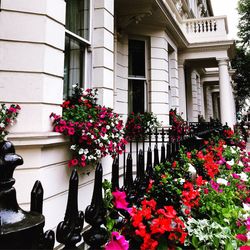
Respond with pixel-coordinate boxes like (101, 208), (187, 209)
(66, 0), (90, 40)
(64, 36), (85, 99)
(128, 80), (145, 113)
(128, 40), (145, 77)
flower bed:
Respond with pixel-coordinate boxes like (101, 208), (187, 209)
(103, 129), (250, 249)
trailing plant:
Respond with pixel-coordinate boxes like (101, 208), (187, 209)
(169, 109), (190, 141)
(0, 103), (21, 141)
(124, 112), (160, 141)
(50, 85), (127, 172)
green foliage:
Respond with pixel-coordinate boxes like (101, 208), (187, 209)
(102, 179), (116, 233)
(185, 218), (237, 249)
(232, 0), (250, 111)
(232, 47), (250, 111)
(237, 0), (250, 49)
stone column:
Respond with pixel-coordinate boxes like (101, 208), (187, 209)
(200, 80), (205, 118)
(191, 71), (198, 122)
(205, 86), (213, 121)
(93, 1), (114, 108)
(218, 58), (235, 127)
(211, 91), (220, 120)
(178, 59), (187, 120)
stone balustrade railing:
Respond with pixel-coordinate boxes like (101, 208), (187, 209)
(182, 16), (229, 43)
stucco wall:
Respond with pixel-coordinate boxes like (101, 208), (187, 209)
(0, 0), (114, 238)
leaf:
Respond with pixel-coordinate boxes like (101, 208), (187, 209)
(225, 241), (234, 250)
(192, 235), (199, 248)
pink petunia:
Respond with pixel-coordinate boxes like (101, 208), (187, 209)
(112, 190), (129, 211)
(232, 173), (240, 179)
(105, 232), (129, 250)
(240, 247), (250, 250)
(236, 234), (248, 242)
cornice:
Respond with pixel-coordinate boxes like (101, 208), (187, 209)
(156, 0), (189, 48)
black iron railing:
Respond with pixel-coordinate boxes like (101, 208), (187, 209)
(0, 121), (223, 249)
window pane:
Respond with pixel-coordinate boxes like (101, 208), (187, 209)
(66, 0), (90, 40)
(128, 80), (145, 113)
(128, 40), (145, 77)
(64, 36), (85, 98)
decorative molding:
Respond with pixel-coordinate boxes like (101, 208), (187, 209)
(7, 132), (68, 147)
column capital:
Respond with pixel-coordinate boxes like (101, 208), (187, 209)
(178, 58), (185, 67)
(217, 57), (229, 66)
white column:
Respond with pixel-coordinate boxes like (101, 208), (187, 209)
(205, 86), (214, 121)
(218, 58), (235, 127)
(93, 0), (114, 108)
(191, 71), (198, 121)
(178, 60), (187, 120)
(200, 80), (205, 118)
(212, 91), (220, 120)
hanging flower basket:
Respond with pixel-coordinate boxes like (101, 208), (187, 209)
(50, 85), (127, 172)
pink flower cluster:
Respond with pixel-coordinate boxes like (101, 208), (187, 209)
(50, 87), (127, 169)
(0, 103), (21, 141)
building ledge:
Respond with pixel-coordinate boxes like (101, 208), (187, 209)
(7, 132), (68, 147)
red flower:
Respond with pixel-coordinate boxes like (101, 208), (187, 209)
(172, 161), (177, 168)
(61, 100), (70, 108)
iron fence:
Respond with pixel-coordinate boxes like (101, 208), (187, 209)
(0, 121), (223, 249)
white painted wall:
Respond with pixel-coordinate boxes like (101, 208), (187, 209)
(0, 0), (113, 242)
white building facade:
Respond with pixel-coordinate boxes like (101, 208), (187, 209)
(0, 0), (236, 239)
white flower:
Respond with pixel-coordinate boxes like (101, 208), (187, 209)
(238, 172), (248, 182)
(188, 163), (197, 181)
(70, 145), (77, 150)
(78, 148), (84, 155)
(217, 178), (228, 185)
(179, 178), (185, 184)
(72, 84), (77, 89)
(101, 134), (108, 140)
(247, 231), (250, 240)
(106, 125), (110, 130)
(238, 161), (244, 167)
(243, 203), (250, 212)
(99, 143), (103, 147)
(226, 159), (235, 166)
(0, 123), (4, 128)
(91, 135), (95, 139)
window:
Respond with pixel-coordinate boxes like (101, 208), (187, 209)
(64, 0), (90, 99)
(128, 39), (147, 113)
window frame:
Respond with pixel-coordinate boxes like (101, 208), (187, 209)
(64, 0), (92, 98)
(128, 37), (149, 114)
